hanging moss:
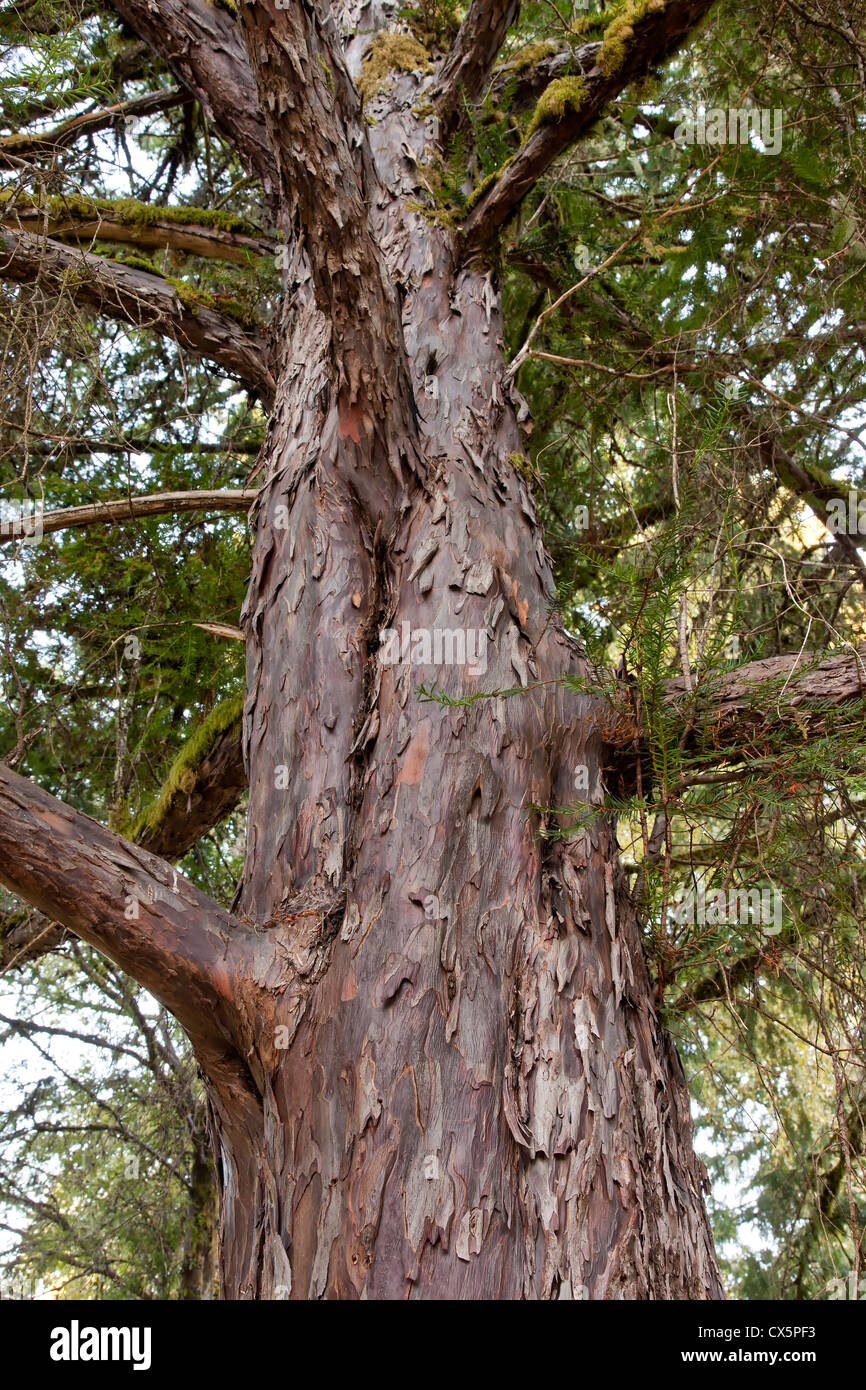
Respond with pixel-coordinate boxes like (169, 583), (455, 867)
(357, 32), (433, 104)
(130, 690), (245, 842)
(525, 76), (588, 138)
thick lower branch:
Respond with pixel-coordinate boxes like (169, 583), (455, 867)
(0, 762), (250, 1064)
(0, 230), (275, 400)
(2, 709), (247, 970)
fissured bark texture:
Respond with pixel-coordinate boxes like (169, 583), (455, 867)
(202, 61), (723, 1300)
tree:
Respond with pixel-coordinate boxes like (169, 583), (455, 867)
(1, 0), (864, 1299)
(0, 944), (218, 1300)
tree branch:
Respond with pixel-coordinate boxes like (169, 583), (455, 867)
(107, 0), (276, 194)
(462, 0), (717, 249)
(0, 229), (275, 400)
(1, 710), (247, 971)
(602, 645), (866, 788)
(487, 43), (575, 113)
(0, 87), (188, 167)
(662, 644), (866, 744)
(435, 0), (521, 129)
(2, 199), (277, 266)
(0, 762), (252, 1072)
(0, 489), (257, 546)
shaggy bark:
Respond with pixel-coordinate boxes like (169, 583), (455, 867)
(0, 0), (730, 1298)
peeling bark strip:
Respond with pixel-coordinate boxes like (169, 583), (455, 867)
(0, 0), (728, 1298)
(0, 230), (276, 400)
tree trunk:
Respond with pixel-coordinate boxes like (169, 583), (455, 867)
(199, 52), (722, 1298)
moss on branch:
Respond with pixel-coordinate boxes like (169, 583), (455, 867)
(525, 76), (588, 137)
(1, 190), (263, 239)
(130, 690), (245, 844)
(596, 0), (667, 78)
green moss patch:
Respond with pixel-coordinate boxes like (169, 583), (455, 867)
(131, 690), (244, 843)
(597, 0), (666, 78)
(13, 192), (263, 240)
(525, 76), (588, 138)
(357, 32), (433, 104)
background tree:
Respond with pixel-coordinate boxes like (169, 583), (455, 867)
(0, 944), (218, 1299)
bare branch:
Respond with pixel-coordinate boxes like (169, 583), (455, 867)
(663, 644), (866, 741)
(1, 712), (247, 972)
(0, 229), (276, 400)
(602, 645), (866, 791)
(0, 87), (188, 168)
(0, 489), (257, 546)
